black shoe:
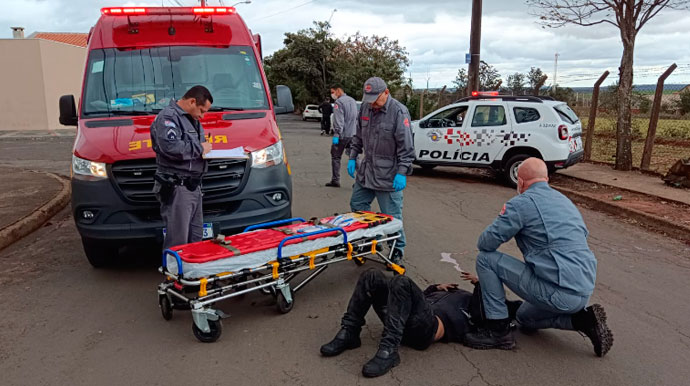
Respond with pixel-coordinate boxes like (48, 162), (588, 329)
(362, 347), (401, 378)
(320, 131), (325, 136)
(320, 327), (361, 357)
(463, 320), (515, 350)
(325, 181), (340, 188)
(572, 304), (613, 357)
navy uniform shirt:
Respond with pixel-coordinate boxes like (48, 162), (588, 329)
(478, 182), (597, 295)
(150, 99), (207, 178)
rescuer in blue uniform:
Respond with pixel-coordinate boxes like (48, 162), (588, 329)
(464, 157), (613, 357)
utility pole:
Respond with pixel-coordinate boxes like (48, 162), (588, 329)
(467, 0), (482, 96)
(553, 53), (559, 91)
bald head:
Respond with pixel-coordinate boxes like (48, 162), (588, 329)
(517, 157), (549, 193)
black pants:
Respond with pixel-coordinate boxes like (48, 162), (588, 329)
(330, 137), (352, 183)
(321, 115), (331, 134)
(341, 269), (438, 351)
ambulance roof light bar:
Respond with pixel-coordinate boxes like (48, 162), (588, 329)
(101, 7), (236, 16)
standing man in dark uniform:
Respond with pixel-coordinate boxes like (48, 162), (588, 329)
(151, 86), (213, 249)
(348, 77), (414, 265)
(318, 97), (333, 136)
(325, 84), (358, 188)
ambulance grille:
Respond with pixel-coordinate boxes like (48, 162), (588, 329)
(111, 158), (247, 203)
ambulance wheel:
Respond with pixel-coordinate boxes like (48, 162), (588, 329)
(159, 295), (173, 321)
(503, 154), (530, 188)
(192, 319), (223, 343)
(276, 290), (294, 314)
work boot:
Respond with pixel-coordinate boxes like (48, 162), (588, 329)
(320, 327), (361, 357)
(325, 181), (340, 188)
(506, 300), (523, 321)
(362, 347), (401, 378)
(571, 304), (614, 357)
(463, 319), (515, 350)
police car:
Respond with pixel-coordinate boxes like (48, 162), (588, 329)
(412, 92), (584, 187)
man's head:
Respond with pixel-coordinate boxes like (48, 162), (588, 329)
(516, 157), (549, 194)
(329, 84), (344, 100)
(362, 77), (389, 108)
(178, 85), (213, 120)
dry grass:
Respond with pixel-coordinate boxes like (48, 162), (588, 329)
(588, 135), (689, 174)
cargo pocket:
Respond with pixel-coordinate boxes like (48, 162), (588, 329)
(373, 157), (396, 185)
(549, 290), (582, 313)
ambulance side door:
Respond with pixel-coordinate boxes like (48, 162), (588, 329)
(414, 104), (469, 164)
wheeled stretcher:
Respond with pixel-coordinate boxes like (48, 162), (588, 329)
(157, 211), (405, 342)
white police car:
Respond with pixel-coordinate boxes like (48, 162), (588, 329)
(412, 92), (584, 187)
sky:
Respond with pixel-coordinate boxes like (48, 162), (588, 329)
(2, 0), (690, 88)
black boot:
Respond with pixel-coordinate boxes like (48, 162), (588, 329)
(320, 327), (361, 357)
(506, 300), (523, 321)
(362, 347), (401, 378)
(463, 318), (515, 350)
(571, 304), (613, 357)
(325, 181), (340, 188)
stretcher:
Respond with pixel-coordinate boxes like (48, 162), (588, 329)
(157, 211), (405, 343)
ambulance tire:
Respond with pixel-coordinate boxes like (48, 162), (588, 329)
(503, 154), (530, 188)
(81, 237), (119, 268)
(192, 319), (223, 343)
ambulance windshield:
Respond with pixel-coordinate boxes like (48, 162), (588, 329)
(82, 45), (268, 117)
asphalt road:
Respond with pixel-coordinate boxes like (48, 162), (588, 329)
(1, 115), (689, 386)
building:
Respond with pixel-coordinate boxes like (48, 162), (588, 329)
(0, 27), (87, 131)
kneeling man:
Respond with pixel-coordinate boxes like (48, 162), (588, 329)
(464, 158), (613, 356)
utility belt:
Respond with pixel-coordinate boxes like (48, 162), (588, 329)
(154, 173), (202, 192)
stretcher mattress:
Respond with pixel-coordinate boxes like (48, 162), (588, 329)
(165, 212), (402, 279)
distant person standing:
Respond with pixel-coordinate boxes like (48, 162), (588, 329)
(319, 98), (333, 136)
(348, 77), (414, 265)
(326, 85), (358, 188)
(150, 85), (213, 249)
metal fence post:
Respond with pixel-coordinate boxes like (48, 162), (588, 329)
(584, 71), (610, 161)
(641, 63), (677, 171)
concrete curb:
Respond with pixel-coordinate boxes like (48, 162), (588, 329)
(0, 172), (71, 252)
(553, 185), (690, 242)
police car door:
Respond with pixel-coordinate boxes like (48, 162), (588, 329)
(464, 103), (511, 165)
(415, 105), (469, 164)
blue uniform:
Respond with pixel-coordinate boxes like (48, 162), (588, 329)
(475, 182), (597, 330)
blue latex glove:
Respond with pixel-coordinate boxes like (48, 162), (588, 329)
(332, 137), (339, 145)
(393, 174), (407, 191)
(347, 159), (356, 178)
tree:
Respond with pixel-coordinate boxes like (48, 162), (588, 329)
(527, 67), (548, 96)
(677, 88), (690, 115)
(506, 72), (527, 95)
(453, 61), (502, 93)
(547, 85), (576, 106)
(526, 0), (689, 170)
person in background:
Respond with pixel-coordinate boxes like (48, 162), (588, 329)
(326, 84), (358, 188)
(318, 97), (333, 136)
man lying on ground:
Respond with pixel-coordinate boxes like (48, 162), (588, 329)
(320, 268), (521, 378)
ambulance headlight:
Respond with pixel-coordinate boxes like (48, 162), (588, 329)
(72, 155), (108, 179)
(251, 141), (283, 168)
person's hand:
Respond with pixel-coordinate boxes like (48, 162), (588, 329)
(460, 271), (479, 284)
(437, 283), (459, 292)
(347, 159), (356, 178)
(333, 137), (339, 145)
(202, 142), (212, 155)
(393, 174), (407, 191)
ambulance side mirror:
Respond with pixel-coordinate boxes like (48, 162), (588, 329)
(59, 95), (78, 126)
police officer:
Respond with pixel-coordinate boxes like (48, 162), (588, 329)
(325, 84), (358, 188)
(348, 77), (414, 265)
(318, 97), (333, 136)
(151, 86), (213, 250)
(464, 158), (613, 357)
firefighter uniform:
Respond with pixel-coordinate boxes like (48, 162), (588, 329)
(150, 99), (208, 249)
(475, 181), (597, 330)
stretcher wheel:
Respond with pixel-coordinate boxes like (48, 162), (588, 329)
(276, 290), (294, 314)
(192, 319), (223, 343)
(159, 295), (173, 321)
(354, 256), (366, 266)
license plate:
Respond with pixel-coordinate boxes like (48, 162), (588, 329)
(163, 223), (214, 240)
(570, 136), (583, 152)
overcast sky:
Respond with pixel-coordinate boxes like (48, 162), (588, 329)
(2, 0), (689, 88)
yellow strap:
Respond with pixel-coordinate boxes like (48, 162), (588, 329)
(199, 278), (208, 297)
(346, 243), (354, 260)
(389, 263), (406, 276)
(371, 240), (378, 255)
(271, 261), (280, 280)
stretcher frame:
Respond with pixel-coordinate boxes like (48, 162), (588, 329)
(157, 217), (405, 343)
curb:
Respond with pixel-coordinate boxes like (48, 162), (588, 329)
(553, 185), (690, 242)
(0, 172), (71, 252)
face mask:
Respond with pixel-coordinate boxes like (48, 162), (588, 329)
(330, 93), (337, 100)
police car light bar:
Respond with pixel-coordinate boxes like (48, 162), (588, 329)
(101, 7), (236, 16)
(471, 91), (499, 97)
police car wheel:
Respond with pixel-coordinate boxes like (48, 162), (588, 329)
(420, 164), (437, 170)
(503, 154), (530, 188)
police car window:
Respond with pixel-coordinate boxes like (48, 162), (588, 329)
(554, 104), (580, 124)
(427, 106), (468, 128)
(81, 46), (269, 117)
(471, 105), (506, 127)
(513, 107), (540, 124)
